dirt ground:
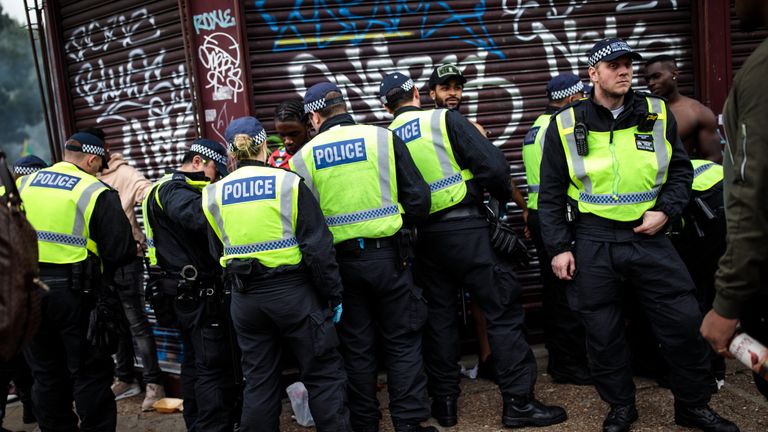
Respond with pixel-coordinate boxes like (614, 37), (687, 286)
(4, 356), (767, 431)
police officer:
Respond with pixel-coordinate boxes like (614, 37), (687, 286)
(203, 117), (352, 432)
(13, 155), (48, 180)
(289, 83), (434, 432)
(522, 74), (591, 385)
(18, 132), (135, 431)
(142, 139), (240, 431)
(379, 72), (567, 429)
(539, 38), (738, 432)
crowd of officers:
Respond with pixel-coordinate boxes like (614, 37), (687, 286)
(10, 37), (747, 432)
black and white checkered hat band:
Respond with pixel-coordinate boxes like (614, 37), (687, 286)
(226, 129), (268, 152)
(550, 82), (584, 100)
(588, 43), (633, 67)
(304, 99), (326, 114)
(81, 144), (105, 157)
(190, 144), (228, 165)
(401, 79), (414, 92)
(14, 166), (42, 176)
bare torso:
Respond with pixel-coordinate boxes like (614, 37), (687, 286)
(667, 95), (723, 163)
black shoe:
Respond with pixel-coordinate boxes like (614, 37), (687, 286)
(602, 404), (638, 432)
(674, 404), (740, 432)
(393, 420), (438, 432)
(502, 396), (567, 428)
(431, 396), (458, 427)
(22, 402), (36, 424)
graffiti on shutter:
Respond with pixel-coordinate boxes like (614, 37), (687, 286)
(60, 1), (198, 178)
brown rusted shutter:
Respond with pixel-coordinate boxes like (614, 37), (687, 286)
(58, 0), (200, 179)
(730, 1), (768, 76)
(244, 1), (695, 334)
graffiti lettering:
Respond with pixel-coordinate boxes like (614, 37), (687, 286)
(193, 8), (236, 34)
(254, 0), (505, 59)
(199, 32), (244, 103)
(64, 8), (194, 178)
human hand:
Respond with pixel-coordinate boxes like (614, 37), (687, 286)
(332, 303), (343, 324)
(633, 210), (669, 235)
(700, 309), (738, 358)
(551, 251), (576, 280)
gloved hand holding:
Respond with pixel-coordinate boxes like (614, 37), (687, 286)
(332, 303), (343, 324)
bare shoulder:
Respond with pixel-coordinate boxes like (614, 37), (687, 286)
(471, 120), (487, 137)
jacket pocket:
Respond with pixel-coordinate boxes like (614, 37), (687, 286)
(309, 309), (340, 357)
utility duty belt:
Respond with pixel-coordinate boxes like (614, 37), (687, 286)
(335, 236), (396, 253)
(39, 254), (102, 295)
(146, 265), (221, 327)
(578, 213), (643, 230)
(430, 204), (484, 223)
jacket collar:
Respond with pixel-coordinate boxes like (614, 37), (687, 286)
(318, 113), (356, 133)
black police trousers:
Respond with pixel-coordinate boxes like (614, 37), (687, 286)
(528, 210), (590, 382)
(335, 241), (430, 429)
(569, 221), (714, 406)
(415, 221), (537, 399)
(230, 271), (351, 432)
(174, 284), (240, 432)
(24, 267), (116, 432)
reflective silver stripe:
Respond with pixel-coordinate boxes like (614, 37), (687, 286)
(291, 152), (318, 199)
(558, 109), (592, 193)
(17, 174), (32, 193)
(429, 172), (464, 192)
(694, 163), (715, 178)
(528, 184), (540, 193)
(649, 98), (669, 186)
(430, 109), (454, 178)
(72, 182), (107, 238)
(579, 187), (660, 205)
(225, 237), (299, 255)
(37, 230), (87, 247)
(280, 174), (295, 238)
(325, 204), (400, 227)
(376, 127), (393, 207)
(205, 183), (230, 246)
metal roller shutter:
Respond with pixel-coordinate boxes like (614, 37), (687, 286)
(245, 1), (695, 332)
(730, 0), (768, 75)
(58, 0), (199, 179)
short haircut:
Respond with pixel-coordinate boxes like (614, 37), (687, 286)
(317, 91), (347, 119)
(181, 150), (199, 165)
(645, 54), (677, 70)
(385, 87), (415, 110)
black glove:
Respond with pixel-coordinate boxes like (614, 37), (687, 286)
(489, 219), (533, 267)
(86, 287), (129, 355)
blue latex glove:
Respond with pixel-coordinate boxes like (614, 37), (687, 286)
(332, 303), (343, 324)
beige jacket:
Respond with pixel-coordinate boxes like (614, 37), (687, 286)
(99, 154), (153, 256)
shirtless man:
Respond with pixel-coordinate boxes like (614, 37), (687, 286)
(643, 55), (722, 163)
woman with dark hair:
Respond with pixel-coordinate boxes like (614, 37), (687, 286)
(268, 99), (313, 168)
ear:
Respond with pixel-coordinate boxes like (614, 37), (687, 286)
(429, 89), (436, 100)
(310, 112), (321, 130)
(588, 66), (598, 83)
(413, 88), (421, 104)
(671, 68), (679, 81)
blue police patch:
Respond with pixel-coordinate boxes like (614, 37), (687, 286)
(30, 171), (81, 191)
(313, 139), (367, 169)
(523, 126), (540, 146)
(393, 119), (422, 143)
(222, 176), (276, 205)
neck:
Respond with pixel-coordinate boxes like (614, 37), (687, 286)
(666, 89), (681, 103)
(593, 91), (625, 110)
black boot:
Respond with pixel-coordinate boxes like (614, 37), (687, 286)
(502, 396), (567, 428)
(674, 404), (740, 432)
(393, 419), (438, 432)
(431, 395), (458, 427)
(602, 404), (638, 432)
